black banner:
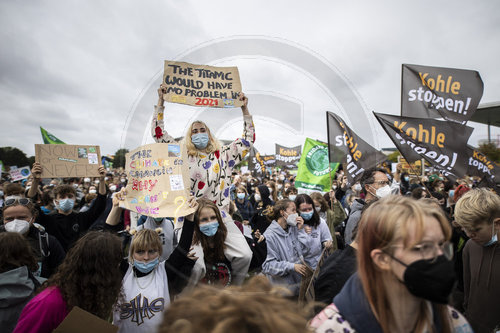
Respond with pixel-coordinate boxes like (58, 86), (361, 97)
(248, 147), (265, 176)
(402, 64), (483, 123)
(261, 154), (276, 167)
(374, 112), (474, 179)
(275, 144), (301, 169)
(466, 145), (500, 186)
(326, 112), (386, 185)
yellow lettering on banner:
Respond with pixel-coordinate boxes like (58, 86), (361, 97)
(418, 72), (461, 95)
(394, 121), (445, 148)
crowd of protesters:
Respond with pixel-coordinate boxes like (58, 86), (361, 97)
(0, 88), (498, 333)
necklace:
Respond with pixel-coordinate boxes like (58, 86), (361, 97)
(134, 269), (156, 289)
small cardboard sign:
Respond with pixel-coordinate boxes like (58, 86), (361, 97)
(9, 166), (31, 181)
(120, 143), (195, 218)
(162, 60), (243, 108)
(53, 306), (118, 333)
(35, 144), (102, 178)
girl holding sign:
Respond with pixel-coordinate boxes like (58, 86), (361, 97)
(152, 84), (254, 285)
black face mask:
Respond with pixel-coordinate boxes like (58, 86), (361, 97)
(390, 255), (456, 304)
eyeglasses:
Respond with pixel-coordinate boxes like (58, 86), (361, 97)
(411, 241), (453, 261)
(369, 180), (391, 186)
(4, 197), (31, 207)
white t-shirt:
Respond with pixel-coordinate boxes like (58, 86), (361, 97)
(113, 261), (170, 333)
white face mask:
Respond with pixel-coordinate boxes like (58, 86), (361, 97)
(89, 189), (97, 194)
(375, 185), (392, 198)
(5, 219), (30, 234)
(109, 185), (117, 192)
(285, 213), (298, 226)
(288, 194), (297, 201)
(120, 178), (126, 183)
(254, 194), (261, 202)
(353, 183), (362, 192)
(315, 206), (321, 212)
(268, 187), (273, 194)
(84, 178), (91, 183)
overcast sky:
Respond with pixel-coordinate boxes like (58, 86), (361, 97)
(1, 0), (499, 159)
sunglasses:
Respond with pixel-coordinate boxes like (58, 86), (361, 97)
(4, 197), (31, 207)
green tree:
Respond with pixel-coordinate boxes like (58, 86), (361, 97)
(113, 148), (129, 169)
(0, 147), (30, 167)
(478, 143), (500, 163)
(387, 150), (400, 163)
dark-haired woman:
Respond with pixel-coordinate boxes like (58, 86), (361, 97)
(0, 233), (44, 333)
(262, 199), (309, 296)
(193, 199), (233, 287)
(295, 194), (333, 270)
(14, 231), (123, 333)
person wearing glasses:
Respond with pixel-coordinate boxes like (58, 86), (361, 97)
(454, 188), (500, 333)
(310, 196), (472, 333)
(0, 197), (65, 279)
(344, 167), (391, 244)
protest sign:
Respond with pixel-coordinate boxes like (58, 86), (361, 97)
(374, 112), (474, 179)
(9, 166), (31, 181)
(162, 61), (243, 108)
(326, 112), (386, 185)
(466, 145), (500, 184)
(35, 144), (101, 178)
(54, 306), (117, 333)
(295, 138), (338, 192)
(40, 126), (65, 144)
(398, 156), (426, 176)
(275, 144), (301, 169)
(120, 143), (195, 218)
(401, 64), (483, 123)
(248, 147), (265, 176)
(261, 154), (276, 167)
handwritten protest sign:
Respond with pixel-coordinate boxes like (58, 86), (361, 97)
(162, 61), (243, 108)
(9, 166), (31, 181)
(120, 143), (195, 218)
(35, 145), (102, 178)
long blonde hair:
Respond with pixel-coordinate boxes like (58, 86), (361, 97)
(356, 196), (452, 333)
(184, 121), (222, 157)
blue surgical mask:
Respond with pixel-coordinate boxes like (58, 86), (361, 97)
(199, 221), (219, 237)
(237, 193), (245, 200)
(449, 190), (455, 198)
(134, 257), (159, 274)
(484, 223), (498, 247)
(191, 133), (209, 149)
(300, 211), (314, 221)
(153, 217), (164, 223)
(56, 198), (75, 212)
(404, 176), (410, 182)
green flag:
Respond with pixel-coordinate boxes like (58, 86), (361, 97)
(40, 127), (65, 144)
(295, 138), (339, 192)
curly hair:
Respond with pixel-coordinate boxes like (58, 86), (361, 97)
(0, 232), (38, 273)
(41, 231), (123, 319)
(53, 184), (76, 199)
(193, 199), (227, 263)
(159, 276), (311, 333)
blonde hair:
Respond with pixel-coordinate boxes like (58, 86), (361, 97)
(185, 121), (222, 157)
(128, 229), (163, 263)
(356, 195), (452, 333)
(159, 276), (311, 333)
(455, 188), (500, 229)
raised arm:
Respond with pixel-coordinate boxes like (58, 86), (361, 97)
(151, 84), (176, 143)
(27, 162), (42, 199)
(105, 188), (125, 227)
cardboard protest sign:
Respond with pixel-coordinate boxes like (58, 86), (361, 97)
(120, 143), (195, 218)
(9, 166), (31, 181)
(295, 138), (339, 193)
(162, 61), (243, 108)
(398, 156), (427, 176)
(374, 112), (474, 180)
(275, 144), (301, 169)
(35, 144), (102, 178)
(54, 306), (117, 333)
(401, 64), (483, 123)
(326, 112), (386, 185)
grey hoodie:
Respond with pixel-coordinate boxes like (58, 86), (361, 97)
(344, 199), (365, 244)
(0, 266), (44, 333)
(262, 221), (309, 295)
